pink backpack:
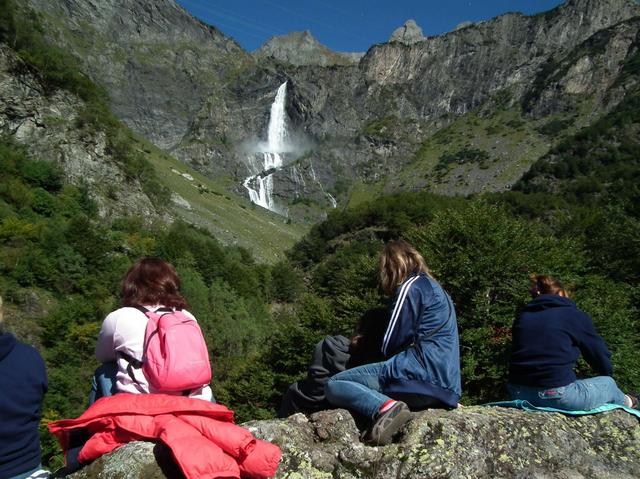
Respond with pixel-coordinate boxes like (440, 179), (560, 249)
(125, 306), (212, 393)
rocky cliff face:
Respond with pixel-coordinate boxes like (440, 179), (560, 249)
(0, 44), (160, 220)
(21, 0), (247, 151)
(22, 0), (640, 220)
(65, 407), (640, 478)
(523, 16), (640, 115)
(267, 0), (640, 209)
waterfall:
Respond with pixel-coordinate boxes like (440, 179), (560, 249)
(244, 82), (288, 212)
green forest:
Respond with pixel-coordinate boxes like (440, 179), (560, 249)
(1, 0), (640, 468)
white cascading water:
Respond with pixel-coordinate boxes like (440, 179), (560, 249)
(243, 82), (288, 211)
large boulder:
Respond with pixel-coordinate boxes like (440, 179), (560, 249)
(65, 406), (640, 478)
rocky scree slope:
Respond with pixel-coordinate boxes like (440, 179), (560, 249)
(65, 407), (640, 478)
(22, 0), (640, 219)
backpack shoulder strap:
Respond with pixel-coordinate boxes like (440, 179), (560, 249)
(118, 306), (153, 388)
(117, 350), (144, 388)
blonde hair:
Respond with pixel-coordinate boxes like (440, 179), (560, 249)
(530, 274), (569, 298)
(379, 240), (432, 295)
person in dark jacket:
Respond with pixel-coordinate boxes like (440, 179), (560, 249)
(325, 240), (462, 445)
(278, 335), (351, 417)
(0, 297), (49, 479)
(508, 275), (636, 410)
(278, 308), (389, 418)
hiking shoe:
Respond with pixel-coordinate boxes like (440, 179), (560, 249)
(363, 401), (411, 445)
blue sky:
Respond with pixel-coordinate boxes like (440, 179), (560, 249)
(177, 0), (565, 52)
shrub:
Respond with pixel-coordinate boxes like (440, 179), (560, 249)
(435, 148), (490, 174)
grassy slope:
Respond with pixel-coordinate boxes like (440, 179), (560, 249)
(391, 104), (595, 193)
(346, 98), (597, 209)
(138, 139), (306, 262)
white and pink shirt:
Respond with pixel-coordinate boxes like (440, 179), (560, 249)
(95, 306), (213, 401)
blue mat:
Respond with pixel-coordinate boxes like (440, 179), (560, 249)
(484, 399), (640, 419)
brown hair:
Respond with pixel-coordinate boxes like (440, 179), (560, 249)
(121, 258), (189, 309)
(530, 274), (569, 298)
(379, 240), (432, 295)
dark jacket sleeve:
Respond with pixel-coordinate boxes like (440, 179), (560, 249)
(381, 276), (423, 357)
(36, 348), (48, 394)
(574, 312), (613, 376)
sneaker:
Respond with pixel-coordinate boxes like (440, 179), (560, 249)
(363, 401), (411, 445)
(628, 393), (639, 409)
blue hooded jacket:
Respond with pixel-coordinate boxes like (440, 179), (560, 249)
(0, 333), (48, 478)
(380, 273), (462, 408)
(509, 295), (613, 388)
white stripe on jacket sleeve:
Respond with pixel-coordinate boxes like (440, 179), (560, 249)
(382, 275), (420, 355)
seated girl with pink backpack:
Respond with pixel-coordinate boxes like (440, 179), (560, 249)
(58, 259), (279, 478)
(90, 258), (213, 403)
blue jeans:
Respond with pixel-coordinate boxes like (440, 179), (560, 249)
(508, 376), (627, 411)
(88, 362), (118, 406)
(325, 361), (390, 419)
(88, 362), (217, 404)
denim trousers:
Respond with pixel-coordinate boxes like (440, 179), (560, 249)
(88, 362), (217, 405)
(508, 376), (627, 411)
(325, 361), (390, 419)
(88, 362), (118, 406)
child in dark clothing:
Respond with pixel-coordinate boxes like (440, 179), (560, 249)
(0, 297), (49, 479)
(508, 275), (637, 410)
(278, 307), (389, 418)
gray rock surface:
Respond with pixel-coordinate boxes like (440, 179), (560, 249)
(21, 0), (246, 151)
(0, 44), (160, 220)
(65, 407), (640, 478)
(255, 31), (364, 66)
(389, 20), (425, 45)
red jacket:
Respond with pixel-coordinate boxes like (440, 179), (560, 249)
(48, 394), (281, 479)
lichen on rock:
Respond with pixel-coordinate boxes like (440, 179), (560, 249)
(65, 406), (640, 478)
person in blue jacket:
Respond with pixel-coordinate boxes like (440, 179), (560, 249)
(325, 240), (462, 445)
(0, 297), (49, 479)
(508, 275), (637, 410)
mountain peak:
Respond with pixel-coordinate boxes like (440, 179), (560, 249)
(389, 19), (424, 44)
(255, 31), (363, 66)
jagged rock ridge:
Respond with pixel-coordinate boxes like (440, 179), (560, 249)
(389, 19), (425, 44)
(254, 30), (364, 66)
(20, 0), (247, 150)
